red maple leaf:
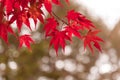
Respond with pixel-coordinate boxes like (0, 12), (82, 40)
(49, 29), (71, 55)
(44, 0), (52, 13)
(19, 34), (34, 50)
(9, 9), (31, 32)
(44, 17), (58, 36)
(0, 5), (4, 23)
(65, 26), (81, 39)
(28, 3), (44, 26)
(44, 0), (67, 13)
(18, 0), (30, 8)
(0, 22), (15, 44)
(5, 0), (15, 15)
(66, 10), (95, 30)
(64, 21), (84, 39)
(52, 0), (62, 6)
(83, 30), (104, 54)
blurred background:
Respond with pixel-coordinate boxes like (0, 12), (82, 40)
(0, 0), (120, 80)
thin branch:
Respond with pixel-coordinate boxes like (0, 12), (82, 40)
(52, 11), (69, 25)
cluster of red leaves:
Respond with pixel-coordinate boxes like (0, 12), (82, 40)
(0, 0), (103, 54)
(44, 10), (104, 54)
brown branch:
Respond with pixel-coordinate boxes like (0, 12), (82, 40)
(52, 11), (69, 25)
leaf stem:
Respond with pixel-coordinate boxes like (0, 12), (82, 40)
(52, 11), (69, 25)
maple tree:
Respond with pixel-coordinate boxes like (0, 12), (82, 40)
(0, 0), (103, 55)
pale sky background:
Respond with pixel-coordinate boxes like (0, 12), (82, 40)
(75, 0), (120, 30)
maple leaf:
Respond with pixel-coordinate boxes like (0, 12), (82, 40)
(64, 21), (84, 39)
(44, 17), (58, 36)
(28, 3), (44, 26)
(83, 30), (104, 54)
(13, 1), (21, 10)
(19, 34), (34, 50)
(5, 0), (15, 15)
(49, 29), (71, 55)
(52, 0), (61, 6)
(30, 0), (44, 4)
(10, 9), (31, 32)
(44, 0), (63, 13)
(65, 26), (81, 39)
(0, 5), (4, 23)
(66, 10), (95, 30)
(44, 0), (52, 13)
(0, 22), (15, 44)
(17, 0), (30, 8)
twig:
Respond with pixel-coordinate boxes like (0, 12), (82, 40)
(52, 11), (69, 25)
